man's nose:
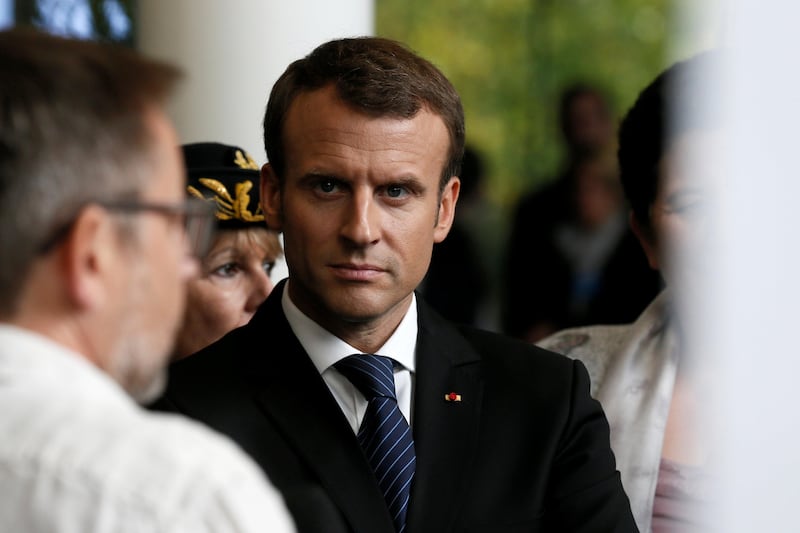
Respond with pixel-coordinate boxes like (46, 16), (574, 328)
(340, 189), (380, 246)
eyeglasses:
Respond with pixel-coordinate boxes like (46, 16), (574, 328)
(102, 198), (218, 257)
(39, 198), (218, 258)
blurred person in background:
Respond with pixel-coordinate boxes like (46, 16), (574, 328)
(540, 51), (721, 532)
(173, 142), (283, 359)
(503, 83), (661, 342)
(420, 145), (490, 328)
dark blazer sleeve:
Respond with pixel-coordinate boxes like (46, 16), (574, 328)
(543, 359), (636, 532)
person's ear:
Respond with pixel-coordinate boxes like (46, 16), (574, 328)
(60, 205), (117, 311)
(433, 176), (460, 243)
(629, 210), (660, 270)
(261, 163), (283, 232)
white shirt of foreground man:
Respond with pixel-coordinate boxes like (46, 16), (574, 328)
(0, 28), (294, 533)
(0, 325), (294, 533)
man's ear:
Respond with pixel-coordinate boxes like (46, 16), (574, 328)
(261, 163), (283, 232)
(629, 210), (660, 270)
(60, 205), (117, 311)
(433, 176), (460, 243)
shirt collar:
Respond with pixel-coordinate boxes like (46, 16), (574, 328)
(0, 323), (135, 407)
(281, 281), (417, 375)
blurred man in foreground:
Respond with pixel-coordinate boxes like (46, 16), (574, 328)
(0, 28), (294, 532)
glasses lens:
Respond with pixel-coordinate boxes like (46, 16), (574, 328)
(184, 199), (217, 258)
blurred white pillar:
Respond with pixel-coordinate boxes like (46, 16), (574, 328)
(136, 0), (373, 161)
(698, 1), (800, 530)
(137, 0), (373, 282)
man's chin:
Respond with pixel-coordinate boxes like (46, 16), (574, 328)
(130, 368), (167, 405)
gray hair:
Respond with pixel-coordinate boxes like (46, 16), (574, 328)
(0, 28), (181, 315)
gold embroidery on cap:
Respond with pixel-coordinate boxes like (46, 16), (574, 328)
(233, 149), (259, 170)
(187, 178), (264, 222)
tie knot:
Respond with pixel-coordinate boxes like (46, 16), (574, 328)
(335, 354), (397, 401)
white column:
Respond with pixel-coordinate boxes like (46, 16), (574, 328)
(137, 0), (372, 282)
(136, 0), (373, 161)
(695, 1), (800, 530)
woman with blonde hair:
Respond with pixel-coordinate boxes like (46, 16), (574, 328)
(173, 142), (283, 359)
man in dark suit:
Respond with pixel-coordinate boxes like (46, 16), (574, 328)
(154, 36), (636, 532)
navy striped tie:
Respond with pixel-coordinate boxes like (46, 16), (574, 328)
(335, 354), (416, 533)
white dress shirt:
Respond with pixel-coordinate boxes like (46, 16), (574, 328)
(0, 324), (295, 533)
(282, 283), (417, 433)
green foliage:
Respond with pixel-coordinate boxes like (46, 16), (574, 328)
(376, 0), (674, 207)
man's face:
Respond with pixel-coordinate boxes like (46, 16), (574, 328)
(262, 85), (458, 343)
(110, 110), (197, 402)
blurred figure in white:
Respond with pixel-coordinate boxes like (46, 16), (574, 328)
(0, 28), (294, 533)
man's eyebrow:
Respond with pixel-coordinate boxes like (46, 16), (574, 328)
(385, 174), (427, 187)
(299, 171), (342, 182)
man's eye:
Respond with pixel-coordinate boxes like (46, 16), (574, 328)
(386, 185), (407, 198)
(319, 179), (337, 193)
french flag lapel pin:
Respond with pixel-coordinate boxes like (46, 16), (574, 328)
(444, 391), (462, 402)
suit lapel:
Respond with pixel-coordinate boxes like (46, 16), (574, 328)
(249, 283), (395, 533)
(406, 299), (484, 532)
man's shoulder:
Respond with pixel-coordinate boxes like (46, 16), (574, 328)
(457, 324), (574, 367)
(418, 299), (572, 373)
(151, 300), (293, 417)
(0, 382), (278, 526)
(443, 324), (583, 397)
(0, 396), (287, 531)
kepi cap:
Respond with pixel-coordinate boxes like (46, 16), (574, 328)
(183, 142), (265, 229)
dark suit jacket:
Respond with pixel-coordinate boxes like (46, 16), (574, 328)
(153, 282), (636, 532)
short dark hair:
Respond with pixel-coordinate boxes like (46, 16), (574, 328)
(263, 36), (465, 192)
(0, 28), (181, 315)
(618, 50), (722, 233)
